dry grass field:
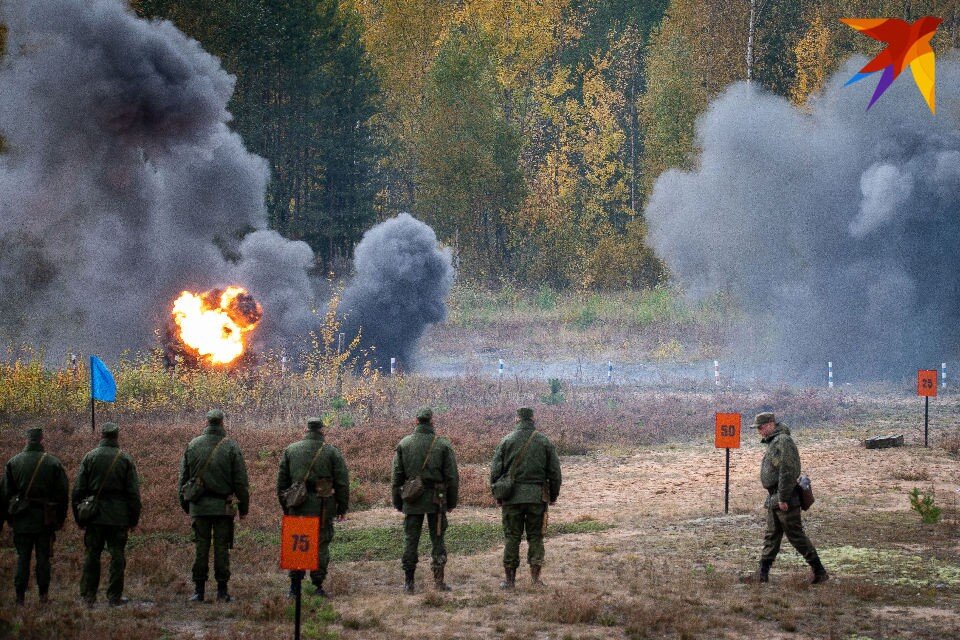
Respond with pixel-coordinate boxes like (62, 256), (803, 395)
(1, 382), (958, 640)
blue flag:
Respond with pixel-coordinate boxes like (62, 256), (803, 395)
(90, 355), (117, 402)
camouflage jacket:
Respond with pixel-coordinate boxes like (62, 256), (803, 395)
(277, 431), (350, 517)
(178, 425), (250, 518)
(4, 443), (69, 534)
(391, 423), (459, 515)
(0, 472), (7, 532)
(72, 439), (142, 528)
(490, 421), (562, 506)
(760, 424), (802, 506)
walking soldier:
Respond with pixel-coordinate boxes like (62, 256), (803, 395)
(490, 407), (562, 589)
(4, 427), (69, 605)
(744, 412), (828, 584)
(178, 409), (250, 602)
(277, 417), (349, 598)
(72, 422), (142, 606)
(391, 407), (459, 593)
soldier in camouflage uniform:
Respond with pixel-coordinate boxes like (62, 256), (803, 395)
(490, 407), (561, 589)
(178, 409), (250, 603)
(3, 427), (69, 605)
(744, 412), (828, 584)
(277, 416), (350, 598)
(72, 422), (142, 606)
(392, 407), (459, 593)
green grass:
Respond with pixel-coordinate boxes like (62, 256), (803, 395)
(445, 283), (732, 331)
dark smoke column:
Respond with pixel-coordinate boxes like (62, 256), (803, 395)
(340, 214), (455, 372)
(645, 58), (960, 381)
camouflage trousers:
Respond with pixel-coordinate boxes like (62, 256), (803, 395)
(192, 516), (233, 583)
(13, 532), (54, 595)
(501, 503), (546, 569)
(402, 512), (448, 571)
(290, 509), (335, 587)
(81, 525), (129, 601)
(761, 505), (818, 564)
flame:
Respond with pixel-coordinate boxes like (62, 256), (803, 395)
(171, 286), (262, 365)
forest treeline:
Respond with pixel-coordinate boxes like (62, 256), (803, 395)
(20, 2), (960, 288)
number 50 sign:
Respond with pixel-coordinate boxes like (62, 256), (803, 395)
(715, 413), (741, 449)
(280, 516), (320, 571)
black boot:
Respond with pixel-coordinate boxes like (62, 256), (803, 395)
(312, 579), (327, 598)
(38, 590), (49, 604)
(403, 569), (415, 594)
(433, 566), (451, 591)
(530, 565), (545, 587)
(809, 555), (829, 584)
(216, 581), (232, 603)
(189, 582), (205, 602)
(15, 591), (25, 606)
(741, 559), (772, 583)
(500, 566), (516, 590)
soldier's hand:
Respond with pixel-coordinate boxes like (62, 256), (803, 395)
(549, 501), (556, 506)
(778, 502), (789, 511)
(496, 499), (503, 507)
(336, 514), (346, 522)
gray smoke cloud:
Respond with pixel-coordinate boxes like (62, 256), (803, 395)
(0, 0), (451, 368)
(646, 56), (960, 382)
(340, 213), (455, 371)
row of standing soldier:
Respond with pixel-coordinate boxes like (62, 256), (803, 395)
(0, 406), (564, 604)
(1, 407), (825, 606)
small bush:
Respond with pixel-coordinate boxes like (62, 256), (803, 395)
(909, 487), (942, 524)
(542, 378), (565, 405)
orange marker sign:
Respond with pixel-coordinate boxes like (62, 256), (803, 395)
(918, 369), (938, 397)
(280, 516), (320, 571)
(715, 413), (741, 449)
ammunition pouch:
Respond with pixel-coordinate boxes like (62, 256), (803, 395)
(401, 476), (426, 502)
(76, 495), (100, 526)
(8, 494), (30, 517)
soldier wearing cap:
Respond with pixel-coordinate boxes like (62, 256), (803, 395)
(178, 409), (249, 602)
(392, 407), (459, 593)
(72, 422), (142, 606)
(277, 416), (349, 598)
(3, 426), (69, 605)
(490, 407), (561, 589)
(743, 412), (828, 584)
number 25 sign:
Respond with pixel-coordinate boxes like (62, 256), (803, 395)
(280, 516), (320, 571)
(715, 413), (741, 449)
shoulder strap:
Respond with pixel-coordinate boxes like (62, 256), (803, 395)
(301, 443), (326, 482)
(24, 453), (47, 499)
(509, 431), (538, 479)
(193, 438), (225, 482)
(94, 450), (124, 500)
(419, 436), (438, 474)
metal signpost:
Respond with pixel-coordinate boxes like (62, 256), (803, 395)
(917, 369), (937, 447)
(715, 412), (741, 514)
(280, 516), (321, 640)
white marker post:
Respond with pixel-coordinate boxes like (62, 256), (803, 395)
(607, 361), (613, 385)
(714, 360), (720, 387)
(390, 357), (396, 376)
(828, 361), (833, 389)
(942, 362), (947, 390)
(498, 359), (504, 392)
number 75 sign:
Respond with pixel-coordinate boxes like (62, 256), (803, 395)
(280, 516), (320, 571)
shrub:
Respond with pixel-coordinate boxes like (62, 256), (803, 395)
(909, 487), (942, 524)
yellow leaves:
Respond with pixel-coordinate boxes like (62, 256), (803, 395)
(791, 11), (831, 107)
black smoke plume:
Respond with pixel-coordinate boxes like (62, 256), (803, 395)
(646, 57), (960, 382)
(0, 0), (451, 369)
(340, 213), (455, 371)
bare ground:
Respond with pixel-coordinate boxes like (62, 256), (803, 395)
(2, 418), (958, 639)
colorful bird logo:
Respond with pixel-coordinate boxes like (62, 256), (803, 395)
(841, 16), (942, 114)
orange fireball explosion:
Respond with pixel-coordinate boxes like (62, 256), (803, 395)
(171, 286), (263, 365)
